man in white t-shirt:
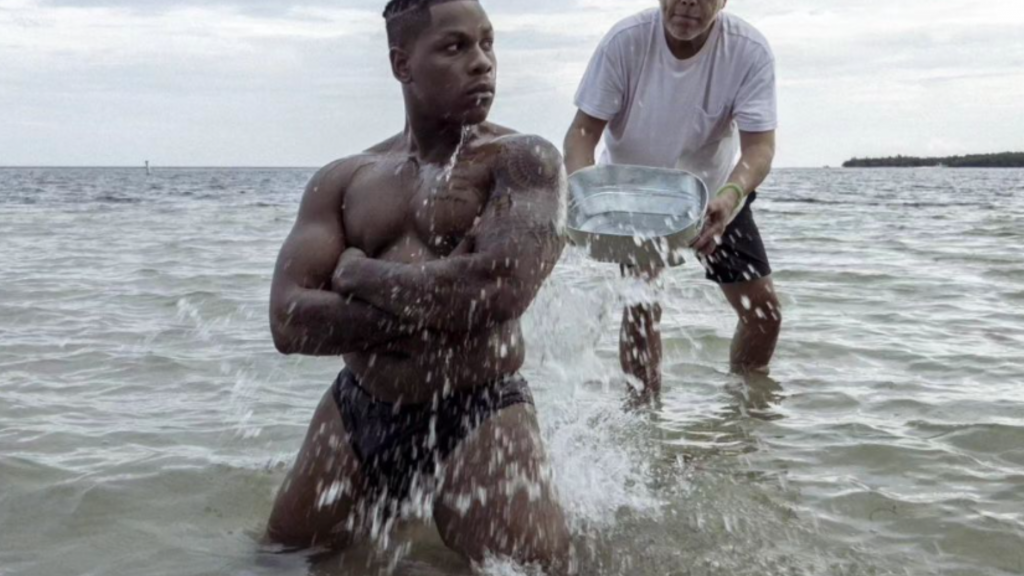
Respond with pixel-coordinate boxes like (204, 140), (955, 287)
(564, 0), (782, 402)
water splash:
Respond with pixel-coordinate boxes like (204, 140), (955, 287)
(439, 125), (473, 186)
(175, 296), (264, 440)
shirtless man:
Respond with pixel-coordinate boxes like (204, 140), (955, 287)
(264, 0), (570, 571)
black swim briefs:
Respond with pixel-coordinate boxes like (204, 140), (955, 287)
(700, 192), (773, 285)
(331, 369), (534, 504)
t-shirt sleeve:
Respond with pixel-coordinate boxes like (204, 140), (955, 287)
(733, 48), (777, 133)
(574, 34), (628, 122)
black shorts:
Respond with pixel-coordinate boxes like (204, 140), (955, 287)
(331, 369), (534, 505)
(700, 192), (773, 285)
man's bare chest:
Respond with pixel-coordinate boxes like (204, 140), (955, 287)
(342, 159), (493, 258)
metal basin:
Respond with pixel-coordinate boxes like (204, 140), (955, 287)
(567, 165), (709, 268)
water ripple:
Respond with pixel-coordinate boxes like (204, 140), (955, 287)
(2, 168), (1023, 575)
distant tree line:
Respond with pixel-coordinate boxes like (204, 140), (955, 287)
(843, 152), (1024, 168)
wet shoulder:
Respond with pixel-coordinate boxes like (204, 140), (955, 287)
(491, 133), (563, 192)
(303, 134), (402, 203)
(302, 153), (378, 212)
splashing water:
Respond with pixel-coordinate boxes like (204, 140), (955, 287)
(176, 296), (265, 440)
(439, 125), (473, 185)
(7, 168), (1024, 576)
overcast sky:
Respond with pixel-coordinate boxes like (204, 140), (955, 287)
(1, 0), (1022, 167)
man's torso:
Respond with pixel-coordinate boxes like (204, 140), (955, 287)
(334, 124), (526, 402)
(576, 9), (776, 192)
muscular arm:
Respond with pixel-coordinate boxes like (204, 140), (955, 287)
(335, 135), (567, 333)
(563, 110), (608, 176)
(269, 161), (411, 356)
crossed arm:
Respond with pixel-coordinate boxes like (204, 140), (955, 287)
(269, 161), (412, 356)
(333, 135), (567, 334)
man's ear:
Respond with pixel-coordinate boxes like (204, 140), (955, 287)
(390, 47), (413, 84)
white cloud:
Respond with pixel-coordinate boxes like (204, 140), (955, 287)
(1, 3), (378, 58)
(1, 0), (1022, 166)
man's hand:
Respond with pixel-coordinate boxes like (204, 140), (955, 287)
(692, 131), (775, 258)
(330, 246), (431, 352)
(692, 192), (742, 257)
(339, 247), (367, 266)
(332, 248), (368, 295)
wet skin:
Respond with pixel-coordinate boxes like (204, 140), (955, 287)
(265, 1), (571, 570)
(340, 128), (561, 401)
(293, 124), (564, 402)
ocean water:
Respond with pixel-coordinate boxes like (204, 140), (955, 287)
(1, 167), (1022, 576)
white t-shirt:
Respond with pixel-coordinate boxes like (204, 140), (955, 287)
(574, 9), (777, 196)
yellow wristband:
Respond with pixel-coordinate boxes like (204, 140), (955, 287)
(716, 183), (747, 220)
(716, 183), (746, 204)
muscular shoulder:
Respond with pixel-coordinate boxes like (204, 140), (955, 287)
(491, 134), (564, 192)
(300, 154), (375, 217)
(308, 130), (410, 197)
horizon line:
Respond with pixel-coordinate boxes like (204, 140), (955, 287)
(0, 164), (823, 170)
(0, 165), (321, 170)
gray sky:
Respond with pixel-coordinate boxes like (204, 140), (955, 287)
(2, 0), (1022, 167)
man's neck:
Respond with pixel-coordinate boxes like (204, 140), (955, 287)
(403, 112), (472, 165)
(664, 19), (717, 60)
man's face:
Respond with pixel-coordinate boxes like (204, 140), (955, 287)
(406, 1), (496, 125)
(659, 0), (726, 42)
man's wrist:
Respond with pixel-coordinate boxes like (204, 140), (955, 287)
(716, 183), (746, 213)
(716, 183), (745, 202)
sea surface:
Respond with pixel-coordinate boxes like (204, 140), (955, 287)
(1, 167), (1022, 576)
